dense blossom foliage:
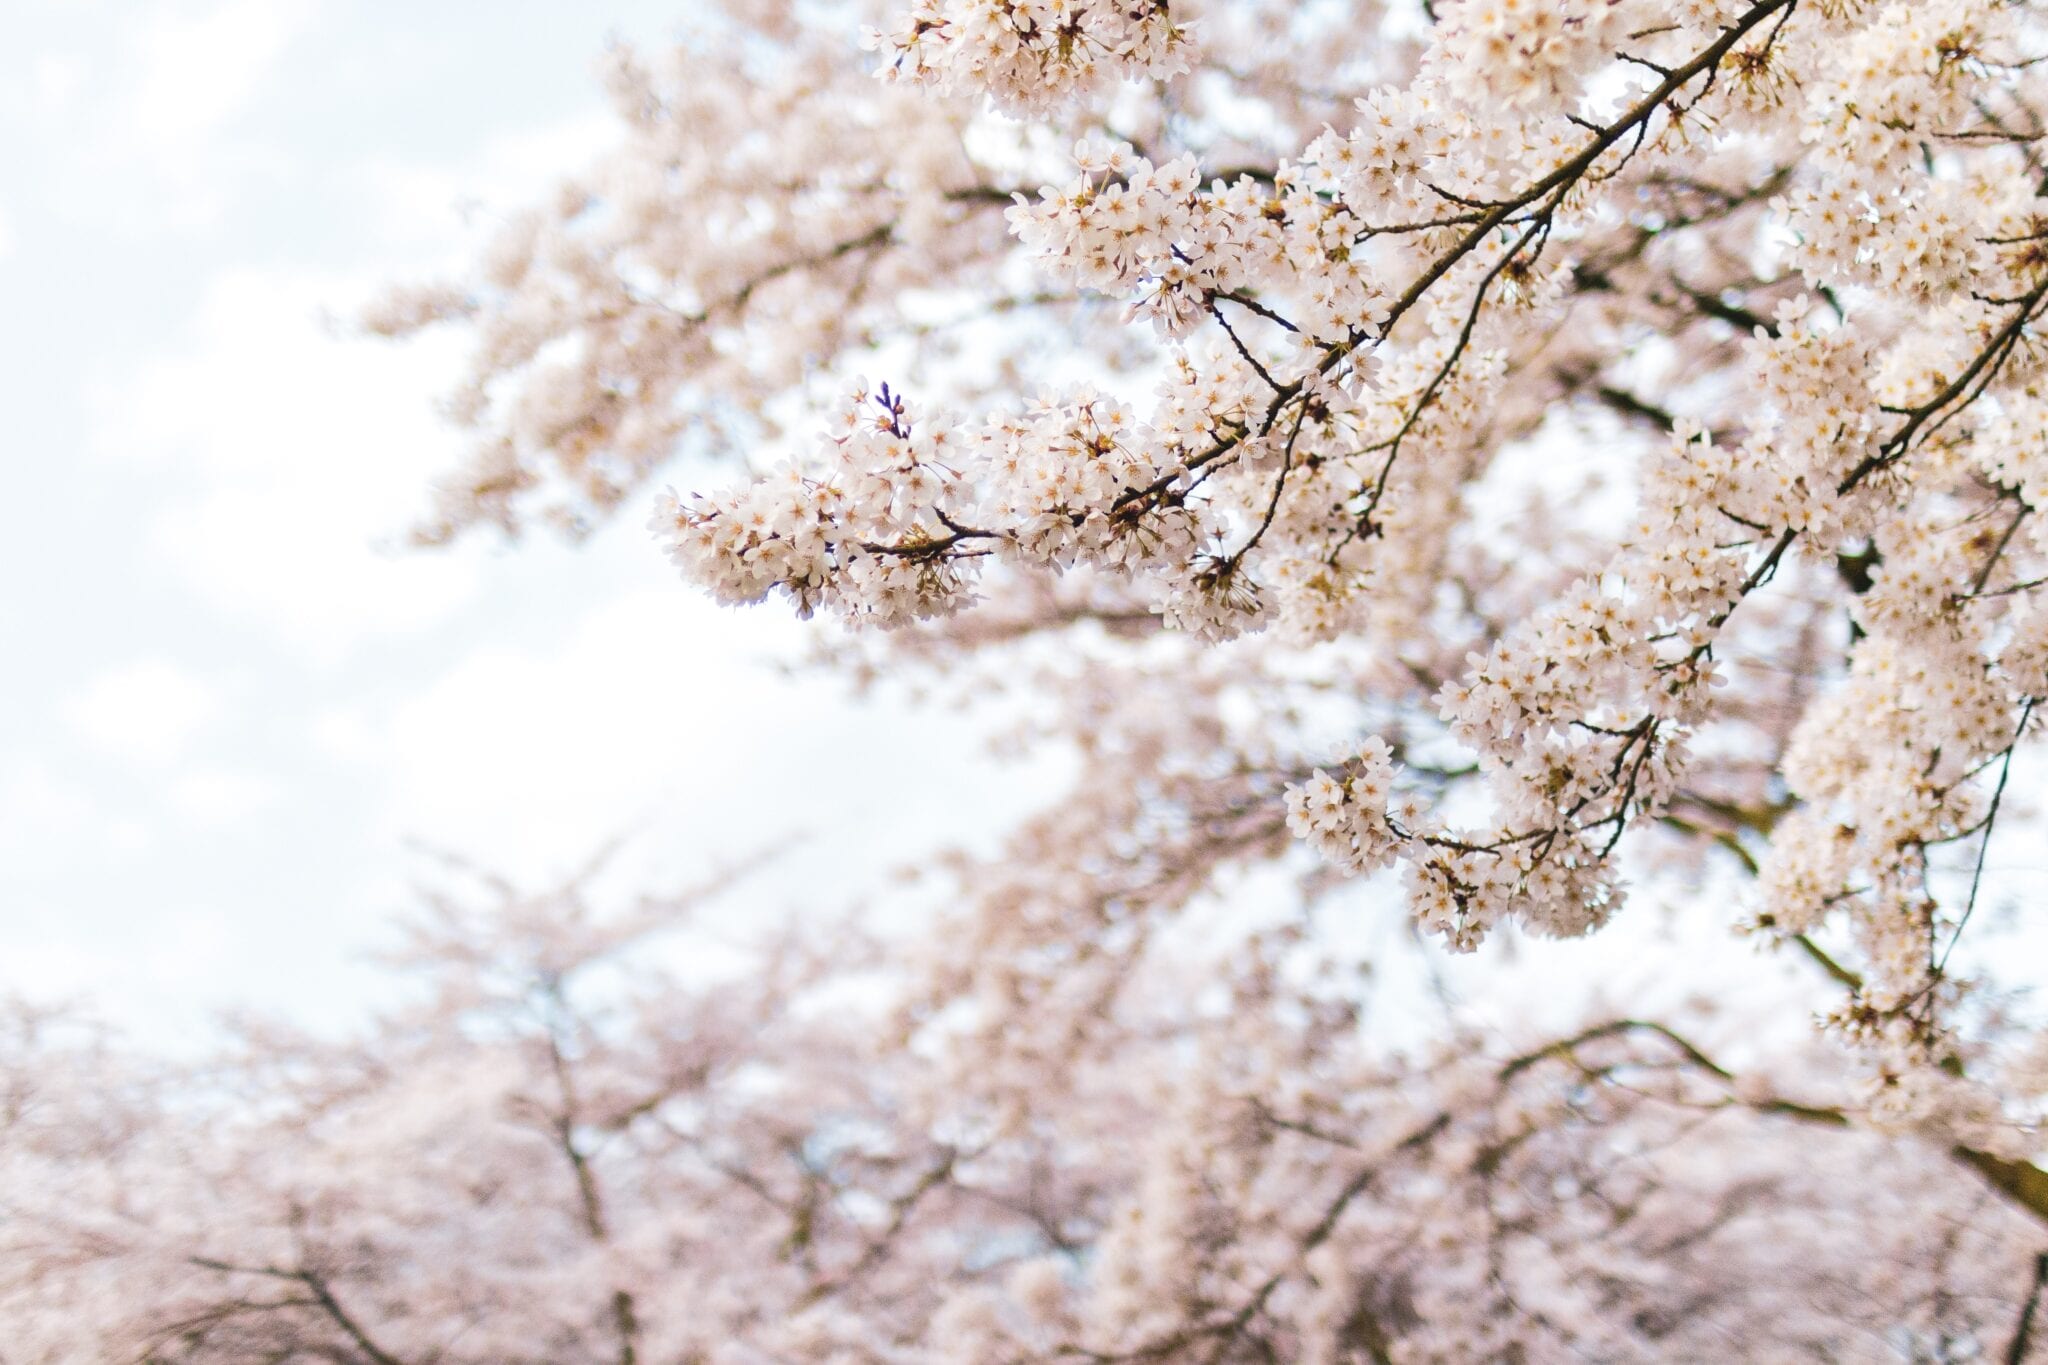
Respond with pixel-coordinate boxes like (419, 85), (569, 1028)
(6, 868), (2048, 1362)
(25, 0), (2048, 1357)
(380, 0), (2048, 1087)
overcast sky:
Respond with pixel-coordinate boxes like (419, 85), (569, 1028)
(0, 0), (1044, 1040)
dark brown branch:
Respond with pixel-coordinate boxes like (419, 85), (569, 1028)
(187, 1258), (408, 1365)
(2007, 1251), (2048, 1365)
(1935, 698), (2037, 979)
(300, 1269), (408, 1365)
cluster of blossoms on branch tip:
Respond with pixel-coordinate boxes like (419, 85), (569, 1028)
(867, 0), (1196, 116)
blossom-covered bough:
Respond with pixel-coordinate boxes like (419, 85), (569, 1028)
(33, 0), (2036, 1356)
(386, 0), (2048, 1078)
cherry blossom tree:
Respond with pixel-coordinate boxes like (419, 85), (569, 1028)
(5, 859), (2048, 1361)
(370, 0), (2048, 1078)
(14, 0), (2048, 1358)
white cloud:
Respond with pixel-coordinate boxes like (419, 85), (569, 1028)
(168, 765), (279, 828)
(3, 899), (239, 1029)
(97, 265), (447, 477)
(148, 484), (481, 663)
(64, 658), (222, 767)
(352, 109), (618, 258)
(364, 590), (796, 879)
(95, 265), (485, 661)
(129, 0), (316, 152)
(29, 51), (86, 118)
(327, 583), (1051, 912)
(0, 760), (95, 858)
(8, 0), (320, 234)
